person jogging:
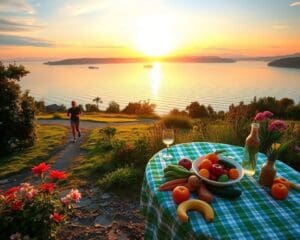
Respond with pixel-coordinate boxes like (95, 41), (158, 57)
(67, 100), (82, 142)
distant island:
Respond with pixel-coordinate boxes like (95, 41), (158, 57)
(236, 52), (300, 61)
(44, 56), (235, 65)
(268, 57), (300, 69)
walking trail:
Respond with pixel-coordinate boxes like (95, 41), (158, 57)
(0, 119), (146, 239)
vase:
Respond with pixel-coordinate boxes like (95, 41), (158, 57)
(242, 123), (260, 176)
(259, 159), (277, 187)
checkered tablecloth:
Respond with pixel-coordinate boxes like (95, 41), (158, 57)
(140, 142), (300, 240)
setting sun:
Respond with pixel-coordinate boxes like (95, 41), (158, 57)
(135, 15), (177, 57)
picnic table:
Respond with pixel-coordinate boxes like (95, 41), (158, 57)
(140, 142), (300, 240)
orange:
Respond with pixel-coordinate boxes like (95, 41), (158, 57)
(199, 159), (212, 170)
(206, 153), (219, 164)
(273, 177), (290, 189)
(199, 169), (210, 179)
(271, 183), (288, 200)
(228, 169), (239, 179)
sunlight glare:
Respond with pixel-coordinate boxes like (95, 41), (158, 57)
(149, 62), (161, 98)
(135, 15), (177, 57)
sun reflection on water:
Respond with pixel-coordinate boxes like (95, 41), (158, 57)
(149, 62), (161, 98)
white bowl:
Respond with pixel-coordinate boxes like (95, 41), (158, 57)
(192, 156), (244, 186)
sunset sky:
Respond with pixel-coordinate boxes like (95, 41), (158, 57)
(0, 0), (300, 59)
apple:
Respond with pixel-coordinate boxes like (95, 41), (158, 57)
(211, 164), (224, 176)
(178, 158), (192, 170)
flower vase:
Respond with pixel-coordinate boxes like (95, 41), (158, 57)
(259, 159), (277, 187)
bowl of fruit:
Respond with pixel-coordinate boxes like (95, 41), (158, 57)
(192, 152), (244, 186)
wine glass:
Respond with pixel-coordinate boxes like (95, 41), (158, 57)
(162, 128), (174, 160)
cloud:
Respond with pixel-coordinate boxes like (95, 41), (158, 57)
(0, 18), (41, 32)
(290, 1), (300, 6)
(0, 0), (35, 14)
(0, 34), (53, 47)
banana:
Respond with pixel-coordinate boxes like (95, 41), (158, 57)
(177, 199), (214, 223)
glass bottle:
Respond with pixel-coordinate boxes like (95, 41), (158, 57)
(259, 159), (276, 187)
(242, 123), (260, 176)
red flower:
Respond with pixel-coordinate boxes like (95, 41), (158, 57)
(40, 183), (55, 193)
(268, 120), (287, 132)
(5, 186), (20, 196)
(32, 162), (50, 175)
(49, 170), (67, 180)
(50, 212), (64, 223)
(11, 201), (23, 211)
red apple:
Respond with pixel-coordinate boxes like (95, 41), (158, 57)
(211, 164), (224, 176)
(178, 158), (192, 170)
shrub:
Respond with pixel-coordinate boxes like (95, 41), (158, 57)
(161, 115), (193, 129)
(0, 62), (36, 155)
(186, 101), (209, 118)
(0, 162), (81, 240)
(99, 127), (116, 150)
(106, 101), (120, 113)
(122, 100), (156, 115)
(85, 104), (99, 112)
(111, 140), (134, 166)
(97, 167), (142, 191)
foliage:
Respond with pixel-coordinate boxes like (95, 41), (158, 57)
(92, 96), (103, 111)
(85, 103), (99, 112)
(0, 163), (81, 240)
(97, 167), (142, 191)
(0, 62), (36, 156)
(99, 127), (116, 150)
(0, 125), (67, 179)
(186, 101), (209, 118)
(122, 100), (156, 115)
(161, 115), (193, 129)
(226, 101), (252, 145)
(106, 101), (120, 113)
(35, 100), (46, 114)
(169, 108), (188, 117)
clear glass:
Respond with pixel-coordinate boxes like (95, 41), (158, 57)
(162, 128), (175, 160)
(242, 123), (260, 176)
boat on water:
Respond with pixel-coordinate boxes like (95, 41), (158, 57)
(88, 66), (99, 69)
(143, 64), (153, 68)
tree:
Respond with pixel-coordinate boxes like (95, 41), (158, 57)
(0, 62), (36, 155)
(93, 96), (103, 111)
(106, 101), (120, 113)
(186, 101), (209, 118)
(85, 104), (98, 112)
(35, 100), (46, 113)
(122, 100), (156, 115)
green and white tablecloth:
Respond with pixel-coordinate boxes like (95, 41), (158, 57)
(140, 142), (300, 240)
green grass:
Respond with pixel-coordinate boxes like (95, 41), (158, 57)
(37, 112), (159, 123)
(69, 124), (150, 188)
(0, 125), (68, 179)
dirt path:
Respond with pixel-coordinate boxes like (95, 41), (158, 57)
(0, 120), (146, 239)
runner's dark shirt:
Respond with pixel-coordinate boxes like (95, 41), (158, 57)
(68, 107), (81, 121)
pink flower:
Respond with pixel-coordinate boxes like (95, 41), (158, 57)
(60, 196), (71, 206)
(40, 183), (55, 194)
(49, 170), (67, 180)
(254, 112), (265, 121)
(69, 189), (81, 202)
(32, 162), (50, 175)
(50, 212), (64, 223)
(295, 146), (300, 153)
(262, 111), (273, 118)
(268, 120), (288, 132)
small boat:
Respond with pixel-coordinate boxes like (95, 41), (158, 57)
(144, 64), (153, 68)
(88, 66), (99, 69)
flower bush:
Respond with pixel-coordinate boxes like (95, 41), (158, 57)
(0, 162), (81, 240)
